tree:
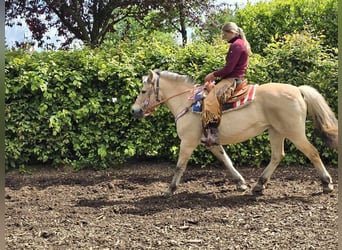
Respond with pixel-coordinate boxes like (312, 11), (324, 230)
(150, 0), (213, 46)
(193, 7), (235, 44)
(147, 1), (234, 46)
(6, 0), (151, 48)
(6, 0), (216, 48)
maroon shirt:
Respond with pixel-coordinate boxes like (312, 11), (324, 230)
(213, 36), (249, 79)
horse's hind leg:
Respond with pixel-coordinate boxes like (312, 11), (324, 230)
(209, 145), (247, 192)
(165, 140), (197, 196)
(253, 128), (285, 195)
(289, 136), (333, 193)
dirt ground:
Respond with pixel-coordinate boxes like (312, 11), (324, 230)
(5, 162), (338, 250)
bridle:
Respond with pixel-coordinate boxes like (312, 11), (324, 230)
(138, 73), (200, 118)
(137, 73), (161, 116)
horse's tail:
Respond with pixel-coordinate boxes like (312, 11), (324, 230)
(299, 85), (338, 149)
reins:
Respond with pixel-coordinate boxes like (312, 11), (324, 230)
(144, 88), (196, 116)
(144, 74), (201, 118)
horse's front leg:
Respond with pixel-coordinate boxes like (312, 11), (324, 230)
(165, 140), (197, 196)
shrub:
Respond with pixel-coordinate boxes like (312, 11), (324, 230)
(235, 0), (337, 54)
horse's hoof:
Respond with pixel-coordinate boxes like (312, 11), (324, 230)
(163, 189), (174, 197)
(252, 189), (264, 196)
(163, 192), (172, 197)
(236, 184), (248, 192)
(252, 184), (265, 196)
(322, 183), (334, 194)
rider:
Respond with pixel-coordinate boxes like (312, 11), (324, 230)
(201, 22), (252, 146)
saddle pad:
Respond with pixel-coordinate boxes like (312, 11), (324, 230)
(192, 84), (257, 113)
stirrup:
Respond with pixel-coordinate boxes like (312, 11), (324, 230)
(201, 136), (220, 146)
(201, 128), (220, 146)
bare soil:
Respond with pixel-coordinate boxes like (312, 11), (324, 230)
(5, 163), (338, 249)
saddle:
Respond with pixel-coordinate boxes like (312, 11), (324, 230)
(227, 79), (249, 103)
(191, 80), (257, 113)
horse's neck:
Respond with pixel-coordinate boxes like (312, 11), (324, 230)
(161, 79), (193, 116)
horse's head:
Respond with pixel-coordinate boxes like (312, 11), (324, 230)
(131, 70), (160, 118)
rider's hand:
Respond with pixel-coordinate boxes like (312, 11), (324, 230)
(205, 72), (216, 83)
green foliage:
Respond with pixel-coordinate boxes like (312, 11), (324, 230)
(235, 0), (337, 54)
(6, 27), (337, 170)
(171, 39), (228, 80)
(105, 12), (179, 45)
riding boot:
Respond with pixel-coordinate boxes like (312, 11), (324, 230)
(201, 126), (220, 146)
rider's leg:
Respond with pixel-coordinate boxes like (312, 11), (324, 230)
(201, 89), (221, 145)
(201, 79), (235, 146)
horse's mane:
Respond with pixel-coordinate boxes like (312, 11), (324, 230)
(157, 70), (197, 86)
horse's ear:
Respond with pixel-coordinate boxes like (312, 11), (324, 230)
(147, 70), (157, 84)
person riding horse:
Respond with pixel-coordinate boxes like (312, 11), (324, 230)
(201, 22), (252, 146)
(132, 69), (337, 196)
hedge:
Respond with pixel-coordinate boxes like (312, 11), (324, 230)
(5, 31), (337, 170)
(235, 0), (337, 54)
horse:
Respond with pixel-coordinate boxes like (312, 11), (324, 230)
(131, 69), (338, 196)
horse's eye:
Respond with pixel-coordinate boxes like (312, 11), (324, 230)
(141, 90), (146, 94)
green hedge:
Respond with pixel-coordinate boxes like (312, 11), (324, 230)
(5, 31), (337, 170)
(235, 0), (337, 54)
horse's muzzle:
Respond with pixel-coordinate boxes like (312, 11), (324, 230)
(131, 104), (144, 118)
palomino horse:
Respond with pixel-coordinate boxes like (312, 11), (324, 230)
(131, 69), (338, 196)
